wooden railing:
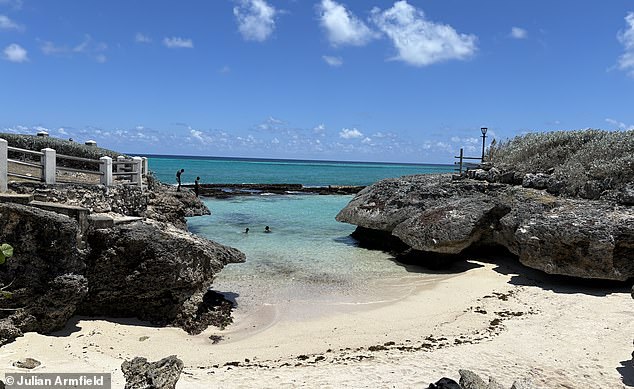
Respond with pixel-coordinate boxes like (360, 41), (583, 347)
(454, 148), (483, 174)
(0, 138), (148, 192)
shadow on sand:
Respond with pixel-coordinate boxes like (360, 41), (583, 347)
(343, 232), (632, 296)
(484, 256), (630, 297)
(50, 315), (163, 337)
(389, 254), (484, 275)
(49, 290), (240, 338)
(617, 359), (634, 387)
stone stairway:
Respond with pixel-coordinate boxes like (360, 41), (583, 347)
(0, 193), (144, 232)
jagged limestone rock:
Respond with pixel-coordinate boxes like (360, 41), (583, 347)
(81, 220), (244, 324)
(121, 355), (184, 389)
(0, 181), (244, 345)
(337, 174), (634, 280)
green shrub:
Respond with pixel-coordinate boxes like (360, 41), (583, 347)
(490, 129), (634, 197)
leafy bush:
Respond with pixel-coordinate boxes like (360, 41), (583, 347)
(0, 243), (12, 265)
(490, 129), (634, 197)
(0, 243), (14, 299)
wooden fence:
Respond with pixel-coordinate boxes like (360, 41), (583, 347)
(454, 148), (483, 174)
(0, 138), (148, 192)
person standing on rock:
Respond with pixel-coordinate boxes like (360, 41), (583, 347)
(176, 169), (184, 192)
(194, 176), (200, 197)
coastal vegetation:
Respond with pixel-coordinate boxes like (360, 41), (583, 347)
(0, 133), (123, 161)
(0, 243), (13, 265)
(489, 129), (634, 197)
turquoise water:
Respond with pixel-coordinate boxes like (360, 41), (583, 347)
(188, 195), (410, 311)
(178, 156), (453, 313)
(147, 155), (452, 186)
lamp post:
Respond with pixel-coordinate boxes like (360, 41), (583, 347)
(480, 127), (488, 162)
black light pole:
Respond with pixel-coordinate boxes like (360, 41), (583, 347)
(480, 127), (488, 161)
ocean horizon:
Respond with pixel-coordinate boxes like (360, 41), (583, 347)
(147, 154), (454, 187)
(142, 153), (453, 167)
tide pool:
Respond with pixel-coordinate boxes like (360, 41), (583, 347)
(187, 195), (418, 313)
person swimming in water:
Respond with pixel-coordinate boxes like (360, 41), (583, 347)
(264, 226), (271, 233)
(244, 227), (249, 233)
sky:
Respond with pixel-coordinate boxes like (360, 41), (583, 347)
(1, 0), (634, 163)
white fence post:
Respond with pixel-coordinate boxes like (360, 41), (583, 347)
(132, 157), (143, 186)
(41, 148), (56, 184)
(116, 156), (126, 173)
(142, 157), (148, 176)
(0, 139), (7, 192)
(100, 156), (113, 186)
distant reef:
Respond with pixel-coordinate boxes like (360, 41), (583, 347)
(0, 145), (245, 345)
(337, 130), (634, 281)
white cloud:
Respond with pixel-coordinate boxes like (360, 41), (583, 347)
(163, 37), (193, 49)
(257, 116), (285, 131)
(135, 33), (152, 43)
(190, 129), (205, 142)
(370, 0), (477, 66)
(618, 12), (634, 77)
(233, 0), (277, 42)
(313, 124), (326, 135)
(339, 128), (363, 139)
(318, 0), (376, 47)
(40, 35), (107, 62)
(510, 27), (527, 39)
(3, 43), (27, 62)
(605, 118), (634, 130)
(0, 14), (21, 30)
(322, 55), (343, 66)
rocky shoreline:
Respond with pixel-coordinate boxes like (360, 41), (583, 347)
(182, 182), (365, 198)
(0, 180), (245, 345)
(337, 172), (634, 281)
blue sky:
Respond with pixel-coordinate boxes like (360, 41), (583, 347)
(1, 0), (633, 163)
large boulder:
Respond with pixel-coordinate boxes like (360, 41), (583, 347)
(80, 220), (244, 324)
(515, 201), (634, 279)
(0, 203), (87, 344)
(337, 174), (634, 281)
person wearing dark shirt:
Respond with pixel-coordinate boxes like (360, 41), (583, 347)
(194, 176), (200, 197)
(176, 169), (184, 192)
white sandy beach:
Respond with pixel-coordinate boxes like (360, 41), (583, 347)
(0, 257), (632, 388)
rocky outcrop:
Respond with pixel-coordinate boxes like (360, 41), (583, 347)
(0, 203), (88, 342)
(337, 174), (634, 281)
(121, 355), (184, 389)
(0, 184), (244, 345)
(80, 220), (244, 325)
(145, 183), (210, 230)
